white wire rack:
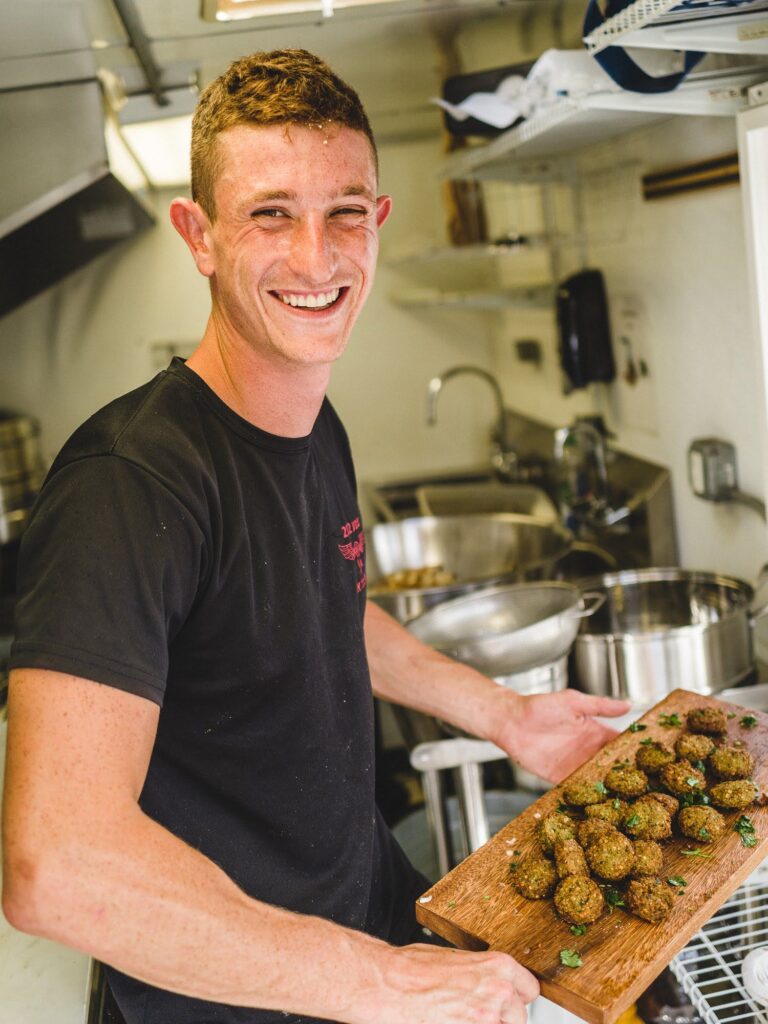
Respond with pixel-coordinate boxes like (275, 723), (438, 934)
(671, 860), (768, 1024)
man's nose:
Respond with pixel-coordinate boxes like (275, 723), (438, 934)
(288, 216), (339, 284)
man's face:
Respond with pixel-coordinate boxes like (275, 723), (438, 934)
(197, 123), (391, 368)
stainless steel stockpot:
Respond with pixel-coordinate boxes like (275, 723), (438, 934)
(572, 567), (768, 705)
(368, 514), (573, 624)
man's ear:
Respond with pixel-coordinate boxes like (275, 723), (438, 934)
(376, 195), (393, 229)
(169, 198), (215, 278)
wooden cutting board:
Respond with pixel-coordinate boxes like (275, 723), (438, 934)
(415, 689), (768, 1024)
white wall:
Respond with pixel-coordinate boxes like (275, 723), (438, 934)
(0, 136), (498, 518)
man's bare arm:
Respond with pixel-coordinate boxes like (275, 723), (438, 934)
(364, 601), (630, 782)
(2, 668), (537, 1023)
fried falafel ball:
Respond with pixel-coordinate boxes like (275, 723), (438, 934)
(554, 876), (605, 925)
(660, 759), (707, 797)
(637, 792), (680, 817)
(622, 800), (672, 841)
(631, 840), (664, 877)
(584, 798), (629, 825)
(709, 745), (755, 781)
(604, 763), (649, 798)
(635, 741), (676, 775)
(709, 780), (759, 810)
(511, 856), (559, 899)
(687, 707), (727, 735)
(626, 877), (674, 922)
(678, 805), (726, 843)
(577, 819), (618, 848)
(554, 838), (590, 879)
(585, 831), (635, 881)
(562, 781), (606, 808)
(537, 811), (577, 855)
(675, 733), (716, 761)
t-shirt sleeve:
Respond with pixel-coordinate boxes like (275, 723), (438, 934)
(10, 454), (207, 705)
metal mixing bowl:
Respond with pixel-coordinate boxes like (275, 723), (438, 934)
(368, 514), (573, 623)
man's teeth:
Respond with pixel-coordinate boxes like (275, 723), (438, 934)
(277, 289), (340, 309)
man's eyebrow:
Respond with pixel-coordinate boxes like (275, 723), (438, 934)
(342, 185), (376, 201)
(247, 190), (295, 203)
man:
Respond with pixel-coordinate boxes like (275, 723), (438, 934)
(2, 50), (628, 1024)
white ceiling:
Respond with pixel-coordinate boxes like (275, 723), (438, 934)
(75, 0), (550, 141)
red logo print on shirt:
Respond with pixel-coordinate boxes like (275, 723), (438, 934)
(337, 517), (367, 593)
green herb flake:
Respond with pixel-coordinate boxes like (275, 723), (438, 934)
(699, 827), (712, 841)
(482, 895), (490, 901)
(604, 888), (625, 911)
(740, 715), (758, 729)
(659, 712), (682, 727)
(694, 760), (707, 773)
(447, 900), (456, 908)
(681, 849), (714, 859)
(727, 712), (737, 719)
(612, 798), (621, 810)
(593, 781), (608, 795)
(558, 803), (570, 813)
(686, 777), (703, 788)
(667, 876), (688, 888)
(629, 723), (647, 733)
(570, 924), (587, 936)
(640, 737), (654, 746)
(625, 814), (640, 828)
(560, 949), (583, 968)
(735, 815), (757, 848)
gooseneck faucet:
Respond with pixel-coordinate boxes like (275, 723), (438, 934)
(426, 365), (517, 477)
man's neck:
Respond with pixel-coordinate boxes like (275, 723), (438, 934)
(185, 317), (331, 438)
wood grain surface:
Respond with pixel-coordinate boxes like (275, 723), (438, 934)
(415, 689), (768, 1024)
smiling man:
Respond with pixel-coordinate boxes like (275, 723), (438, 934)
(2, 50), (628, 1024)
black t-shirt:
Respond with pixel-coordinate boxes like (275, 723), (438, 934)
(11, 359), (427, 1024)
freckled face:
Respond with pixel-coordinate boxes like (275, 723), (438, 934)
(202, 123), (391, 368)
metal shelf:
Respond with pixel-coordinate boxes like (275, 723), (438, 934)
(613, 9), (768, 53)
(391, 283), (553, 310)
(584, 0), (768, 55)
(439, 66), (768, 181)
(671, 859), (768, 1024)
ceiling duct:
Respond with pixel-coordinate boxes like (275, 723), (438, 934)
(0, 3), (156, 319)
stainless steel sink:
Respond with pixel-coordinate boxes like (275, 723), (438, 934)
(363, 412), (679, 571)
(414, 482), (558, 521)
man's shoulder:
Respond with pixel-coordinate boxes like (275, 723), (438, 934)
(51, 363), (206, 477)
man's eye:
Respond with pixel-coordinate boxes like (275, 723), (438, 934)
(251, 208), (286, 219)
(332, 206), (368, 217)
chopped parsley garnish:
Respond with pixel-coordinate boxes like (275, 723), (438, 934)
(604, 888), (625, 911)
(629, 723), (647, 733)
(686, 777), (703, 788)
(509, 862), (519, 873)
(681, 792), (710, 807)
(699, 827), (712, 841)
(593, 781), (607, 795)
(560, 949), (583, 968)
(625, 814), (640, 828)
(558, 803), (570, 813)
(681, 849), (714, 859)
(570, 924), (587, 936)
(694, 760), (707, 773)
(740, 715), (758, 729)
(447, 900), (456, 907)
(640, 737), (655, 746)
(727, 712), (737, 719)
(667, 876), (687, 888)
(482, 895), (490, 901)
(659, 712), (682, 727)
(735, 814), (757, 847)
(612, 798), (622, 810)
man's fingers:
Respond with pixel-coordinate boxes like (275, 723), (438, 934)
(500, 995), (529, 1024)
(510, 962), (540, 1003)
(568, 691), (631, 718)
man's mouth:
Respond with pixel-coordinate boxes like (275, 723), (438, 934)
(272, 288), (346, 311)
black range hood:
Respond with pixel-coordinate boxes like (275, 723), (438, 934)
(0, 4), (155, 319)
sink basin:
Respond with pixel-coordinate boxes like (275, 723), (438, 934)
(415, 482), (558, 521)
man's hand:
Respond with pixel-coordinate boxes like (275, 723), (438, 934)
(494, 689), (631, 784)
(358, 943), (539, 1024)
